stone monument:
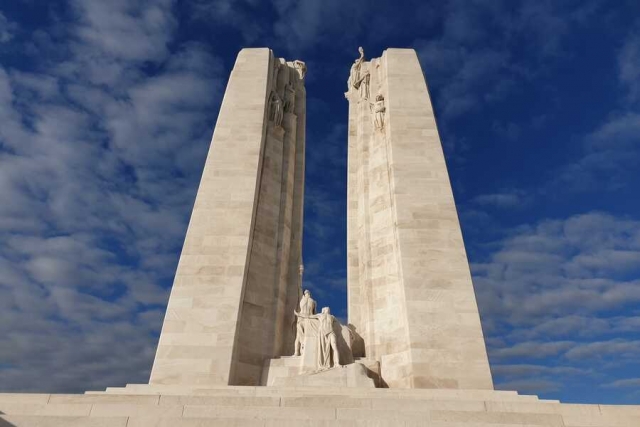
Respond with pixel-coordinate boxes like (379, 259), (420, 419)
(1, 47), (638, 427)
(345, 47), (493, 389)
(148, 49), (307, 387)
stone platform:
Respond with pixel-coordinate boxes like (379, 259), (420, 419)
(272, 363), (375, 388)
(1, 386), (639, 426)
(261, 358), (380, 387)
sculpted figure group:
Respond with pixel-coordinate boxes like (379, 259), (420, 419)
(268, 59), (306, 128)
(347, 47), (387, 133)
(293, 289), (343, 371)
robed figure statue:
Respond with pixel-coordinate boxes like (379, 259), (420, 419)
(292, 289), (316, 356)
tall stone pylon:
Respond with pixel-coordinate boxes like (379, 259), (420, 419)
(346, 48), (494, 389)
(149, 48), (307, 386)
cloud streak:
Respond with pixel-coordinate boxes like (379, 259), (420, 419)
(475, 212), (640, 398)
(0, 0), (223, 392)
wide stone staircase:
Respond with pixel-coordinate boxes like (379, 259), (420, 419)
(1, 385), (639, 426)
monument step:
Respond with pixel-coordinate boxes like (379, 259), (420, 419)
(1, 393), (555, 412)
(98, 384), (546, 402)
(0, 416), (128, 427)
(0, 398), (563, 416)
(1, 392), (639, 427)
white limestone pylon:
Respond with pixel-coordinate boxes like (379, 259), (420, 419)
(149, 48), (307, 387)
(346, 48), (493, 389)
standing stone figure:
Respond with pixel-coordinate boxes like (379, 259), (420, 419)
(292, 289), (317, 356)
(269, 91), (283, 127)
(348, 47), (364, 88)
(315, 307), (341, 370)
(347, 47), (370, 101)
(283, 83), (296, 114)
(371, 94), (386, 130)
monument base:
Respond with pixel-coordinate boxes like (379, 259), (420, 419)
(2, 386), (639, 426)
(272, 363), (375, 388)
(261, 355), (381, 387)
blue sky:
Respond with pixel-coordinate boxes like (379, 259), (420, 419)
(0, 0), (639, 404)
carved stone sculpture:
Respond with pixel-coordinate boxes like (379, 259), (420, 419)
(294, 305), (342, 371)
(293, 289), (316, 356)
(293, 60), (307, 80)
(315, 307), (341, 370)
(284, 83), (296, 114)
(371, 94), (386, 130)
(359, 73), (370, 100)
(347, 47), (370, 101)
(347, 47), (363, 93)
(269, 91), (283, 127)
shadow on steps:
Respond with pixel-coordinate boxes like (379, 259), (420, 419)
(0, 411), (18, 427)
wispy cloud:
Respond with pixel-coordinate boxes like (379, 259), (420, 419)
(605, 378), (640, 389)
(552, 113), (640, 193)
(0, 0), (223, 392)
(414, 1), (601, 120)
(618, 27), (640, 102)
(472, 190), (531, 209)
(0, 11), (18, 43)
(475, 212), (640, 397)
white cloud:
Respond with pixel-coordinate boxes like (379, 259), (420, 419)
(0, 0), (224, 393)
(72, 0), (177, 62)
(490, 341), (574, 360)
(475, 212), (640, 396)
(515, 315), (640, 340)
(564, 339), (640, 362)
(605, 378), (640, 388)
(552, 113), (640, 193)
(476, 212), (640, 321)
(547, 20), (640, 195)
(414, 1), (600, 120)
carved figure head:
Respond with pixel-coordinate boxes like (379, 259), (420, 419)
(358, 46), (364, 57)
(321, 307), (330, 314)
(303, 289), (311, 297)
(376, 94), (384, 102)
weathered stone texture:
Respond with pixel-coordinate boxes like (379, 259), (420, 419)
(149, 48), (305, 387)
(347, 48), (493, 389)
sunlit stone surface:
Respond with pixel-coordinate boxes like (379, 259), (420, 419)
(346, 48), (493, 389)
(148, 48), (307, 387)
